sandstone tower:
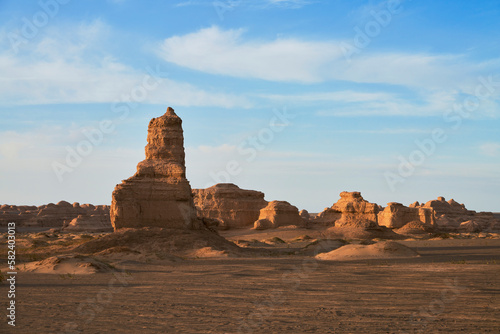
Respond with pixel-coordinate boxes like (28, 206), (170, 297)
(110, 107), (200, 231)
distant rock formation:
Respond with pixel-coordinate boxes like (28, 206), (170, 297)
(110, 107), (201, 231)
(415, 197), (500, 232)
(315, 191), (379, 227)
(253, 200), (303, 230)
(299, 209), (311, 221)
(313, 192), (402, 239)
(193, 183), (267, 229)
(378, 202), (435, 229)
(0, 202), (110, 229)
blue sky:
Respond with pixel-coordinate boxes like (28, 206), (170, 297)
(0, 0), (499, 212)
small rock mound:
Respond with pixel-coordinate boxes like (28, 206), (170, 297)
(325, 220), (402, 240)
(395, 221), (436, 235)
(22, 255), (114, 274)
(458, 220), (482, 233)
(62, 214), (113, 233)
(72, 227), (243, 258)
(253, 218), (273, 230)
(315, 241), (419, 261)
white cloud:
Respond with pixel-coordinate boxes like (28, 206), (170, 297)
(175, 0), (314, 9)
(158, 26), (344, 83)
(335, 128), (432, 135)
(0, 21), (250, 108)
(315, 90), (460, 116)
(157, 26), (500, 93)
(479, 142), (500, 157)
(262, 0), (315, 9)
(261, 91), (394, 103)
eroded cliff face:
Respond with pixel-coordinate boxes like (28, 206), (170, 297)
(315, 191), (379, 227)
(378, 202), (435, 229)
(111, 108), (200, 231)
(193, 183), (267, 229)
(417, 197), (500, 232)
(253, 200), (304, 230)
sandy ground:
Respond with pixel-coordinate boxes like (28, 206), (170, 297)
(0, 228), (499, 333)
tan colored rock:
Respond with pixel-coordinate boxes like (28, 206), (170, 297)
(254, 200), (303, 229)
(253, 219), (273, 230)
(394, 221), (435, 235)
(378, 202), (435, 229)
(458, 220), (482, 233)
(421, 196), (499, 232)
(193, 183), (267, 229)
(110, 108), (200, 231)
(299, 209), (311, 221)
(62, 214), (113, 233)
(315, 191), (379, 226)
(0, 202), (110, 228)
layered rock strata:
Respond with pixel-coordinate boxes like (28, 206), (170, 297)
(378, 202), (435, 229)
(110, 108), (200, 231)
(193, 183), (267, 229)
(253, 200), (303, 230)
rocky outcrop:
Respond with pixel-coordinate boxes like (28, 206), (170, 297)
(110, 107), (201, 231)
(0, 202), (110, 229)
(458, 220), (482, 233)
(315, 191), (379, 227)
(299, 209), (311, 221)
(414, 197), (500, 232)
(253, 201), (303, 230)
(193, 183), (267, 229)
(62, 214), (113, 233)
(253, 219), (274, 230)
(378, 202), (435, 229)
(394, 221), (435, 235)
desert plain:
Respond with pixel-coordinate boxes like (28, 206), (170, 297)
(0, 227), (499, 333)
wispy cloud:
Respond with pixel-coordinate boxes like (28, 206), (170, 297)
(157, 26), (500, 90)
(175, 0), (315, 9)
(0, 21), (250, 108)
(261, 91), (394, 103)
(334, 128), (432, 135)
(479, 142), (500, 157)
(158, 26), (344, 83)
(157, 26), (500, 116)
(261, 0), (316, 9)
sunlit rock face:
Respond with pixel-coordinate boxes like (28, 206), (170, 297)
(193, 183), (268, 229)
(315, 191), (380, 227)
(111, 108), (200, 231)
(378, 202), (435, 229)
(253, 200), (304, 230)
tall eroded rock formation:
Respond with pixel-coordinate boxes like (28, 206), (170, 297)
(110, 108), (200, 231)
